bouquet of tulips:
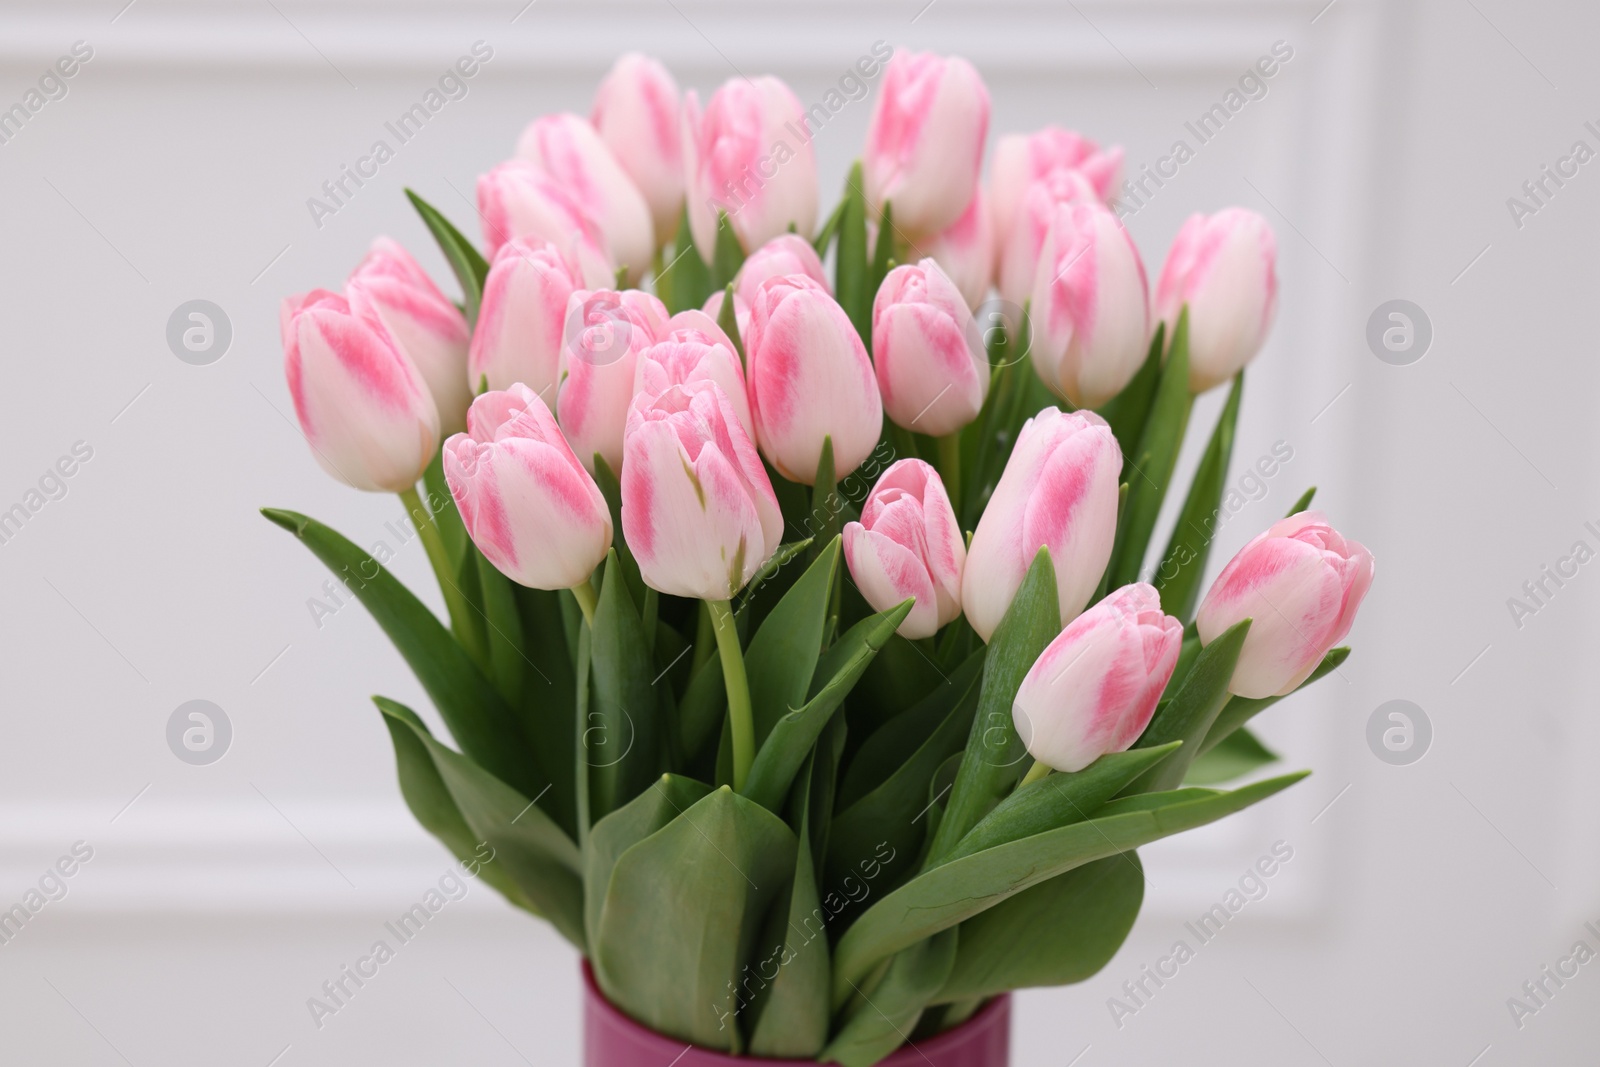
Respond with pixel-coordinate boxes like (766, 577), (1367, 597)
(264, 48), (1373, 1067)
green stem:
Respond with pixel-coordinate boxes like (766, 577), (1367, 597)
(936, 432), (963, 513)
(692, 600), (716, 674)
(400, 486), (481, 657)
(569, 580), (598, 628)
(1020, 759), (1053, 788)
(707, 598), (755, 792)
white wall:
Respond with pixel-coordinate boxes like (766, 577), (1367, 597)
(0, 0), (1596, 1063)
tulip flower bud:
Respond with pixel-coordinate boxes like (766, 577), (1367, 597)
(634, 336), (753, 442)
(910, 187), (995, 311)
(281, 290), (440, 493)
(517, 113), (655, 285)
(734, 233), (831, 306)
(842, 459), (965, 639)
(997, 169), (1101, 309)
(664, 308), (739, 354)
(1013, 583), (1182, 772)
(345, 237), (473, 438)
(557, 288), (669, 473)
(1028, 201), (1151, 408)
(683, 76), (818, 257)
(871, 258), (988, 436)
(443, 384), (612, 590)
(745, 275), (883, 484)
(962, 408), (1121, 642)
(621, 382), (784, 600)
(1197, 511), (1374, 699)
(468, 237), (582, 403)
(863, 50), (990, 240)
(991, 127), (1123, 252)
(591, 52), (685, 245)
(478, 160), (616, 288)
(1153, 208), (1278, 393)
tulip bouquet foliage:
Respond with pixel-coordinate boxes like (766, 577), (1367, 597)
(263, 49), (1373, 1066)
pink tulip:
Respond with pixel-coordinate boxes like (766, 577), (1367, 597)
(863, 50), (990, 240)
(1012, 583), (1182, 772)
(734, 233), (830, 306)
(1153, 208), (1279, 393)
(281, 290), (439, 493)
(1197, 511), (1374, 699)
(991, 127), (1123, 252)
(842, 460), (965, 639)
(468, 237), (582, 403)
(962, 408), (1121, 642)
(477, 160), (615, 288)
(871, 258), (988, 436)
(634, 336), (753, 442)
(517, 113), (655, 285)
(1028, 201), (1151, 408)
(683, 76), (818, 257)
(591, 53), (685, 245)
(621, 382), (784, 600)
(997, 168), (1102, 308)
(911, 187), (995, 311)
(345, 237), (473, 437)
(556, 288), (669, 473)
(664, 307), (739, 354)
(443, 384), (612, 590)
(744, 275), (883, 484)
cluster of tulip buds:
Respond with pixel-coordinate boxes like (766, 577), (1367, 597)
(278, 46), (1371, 797)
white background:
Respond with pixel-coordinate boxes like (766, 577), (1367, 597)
(0, 0), (1597, 1063)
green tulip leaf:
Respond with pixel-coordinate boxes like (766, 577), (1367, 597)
(587, 550), (660, 820)
(375, 697), (538, 916)
(717, 282), (745, 363)
(737, 538), (814, 615)
(837, 651), (985, 811)
(1097, 322), (1165, 460)
(1123, 618), (1251, 795)
(746, 757), (831, 1058)
(261, 508), (540, 798)
(1199, 647), (1350, 756)
(590, 456), (646, 608)
(658, 203), (714, 314)
(405, 188), (489, 326)
(823, 927), (959, 1067)
(942, 742), (1183, 865)
(813, 196), (847, 255)
(592, 786), (798, 1053)
(837, 162), (871, 341)
(934, 853), (1143, 1003)
(1286, 486), (1317, 516)
(512, 585), (580, 838)
(830, 771), (1308, 1005)
(1108, 308), (1193, 588)
(677, 653), (728, 764)
(585, 774), (714, 956)
(1154, 372), (1243, 621)
(744, 598), (913, 813)
(1185, 726), (1279, 785)
(712, 211), (746, 292)
(827, 654), (984, 913)
(376, 698), (585, 949)
(868, 201), (896, 317)
(744, 537), (840, 748)
(473, 547), (526, 706)
(925, 548), (1061, 864)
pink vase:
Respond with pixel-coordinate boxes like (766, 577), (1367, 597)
(582, 963), (1010, 1066)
